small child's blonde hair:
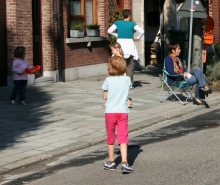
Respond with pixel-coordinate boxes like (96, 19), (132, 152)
(109, 42), (124, 58)
(108, 56), (126, 76)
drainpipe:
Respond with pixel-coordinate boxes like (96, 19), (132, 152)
(56, 0), (64, 82)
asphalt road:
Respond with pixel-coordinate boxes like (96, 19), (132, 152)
(2, 105), (220, 185)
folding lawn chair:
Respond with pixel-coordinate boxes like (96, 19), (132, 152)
(160, 62), (193, 105)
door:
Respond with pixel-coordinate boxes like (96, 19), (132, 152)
(0, 0), (7, 86)
(32, 0), (42, 77)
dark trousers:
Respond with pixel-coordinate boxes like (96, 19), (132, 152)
(125, 56), (134, 84)
(10, 80), (27, 101)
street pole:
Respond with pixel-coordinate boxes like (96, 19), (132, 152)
(187, 0), (195, 72)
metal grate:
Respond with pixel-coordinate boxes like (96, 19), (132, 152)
(108, 0), (118, 10)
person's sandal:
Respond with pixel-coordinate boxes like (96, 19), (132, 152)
(128, 102), (133, 107)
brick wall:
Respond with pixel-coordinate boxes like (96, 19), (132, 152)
(62, 0), (110, 68)
(6, 0), (55, 74)
(62, 0), (132, 69)
(41, 0), (56, 71)
(63, 42), (110, 68)
(124, 0), (132, 10)
(210, 0), (220, 44)
(6, 0), (133, 75)
(6, 0), (33, 75)
(97, 0), (109, 35)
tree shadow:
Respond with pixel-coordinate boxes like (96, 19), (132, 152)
(0, 84), (73, 151)
(114, 145), (143, 168)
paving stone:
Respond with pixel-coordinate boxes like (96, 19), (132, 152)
(0, 69), (219, 174)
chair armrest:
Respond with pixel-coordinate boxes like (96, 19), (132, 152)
(163, 70), (182, 77)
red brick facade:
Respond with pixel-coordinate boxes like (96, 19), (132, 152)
(41, 0), (55, 72)
(6, 0), (33, 75)
(2, 0), (220, 86)
(210, 0), (220, 44)
(3, 0), (133, 83)
(63, 0), (111, 69)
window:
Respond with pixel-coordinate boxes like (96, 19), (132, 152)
(69, 0), (97, 26)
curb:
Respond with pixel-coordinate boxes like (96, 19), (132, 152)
(0, 97), (220, 175)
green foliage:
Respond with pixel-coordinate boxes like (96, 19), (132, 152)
(108, 9), (124, 44)
(70, 23), (84, 30)
(207, 62), (220, 81)
(86, 24), (100, 30)
(206, 53), (220, 81)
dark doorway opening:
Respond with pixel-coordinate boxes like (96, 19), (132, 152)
(32, 0), (42, 77)
(144, 0), (165, 66)
(0, 0), (7, 86)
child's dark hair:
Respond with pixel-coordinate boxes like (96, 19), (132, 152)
(14, 46), (26, 59)
(108, 56), (126, 76)
(122, 9), (131, 19)
(168, 42), (180, 54)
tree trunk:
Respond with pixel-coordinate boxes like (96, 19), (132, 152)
(191, 18), (203, 70)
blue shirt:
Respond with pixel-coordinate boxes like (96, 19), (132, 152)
(114, 20), (136, 39)
(102, 76), (132, 113)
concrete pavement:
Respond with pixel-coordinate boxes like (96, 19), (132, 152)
(0, 65), (220, 174)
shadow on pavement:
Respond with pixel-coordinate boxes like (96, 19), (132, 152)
(0, 85), (64, 151)
(114, 145), (143, 167)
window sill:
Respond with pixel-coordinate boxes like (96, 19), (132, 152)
(66, 36), (109, 43)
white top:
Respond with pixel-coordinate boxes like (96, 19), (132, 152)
(12, 58), (28, 80)
(108, 24), (144, 60)
(102, 76), (132, 113)
(108, 24), (144, 39)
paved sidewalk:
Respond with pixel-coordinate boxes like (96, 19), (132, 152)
(0, 66), (220, 174)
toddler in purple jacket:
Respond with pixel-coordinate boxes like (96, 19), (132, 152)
(10, 46), (29, 106)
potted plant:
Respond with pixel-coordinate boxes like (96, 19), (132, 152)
(86, 24), (100, 37)
(70, 23), (84, 38)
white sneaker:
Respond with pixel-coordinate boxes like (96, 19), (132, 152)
(104, 161), (116, 170)
(20, 100), (27, 106)
(10, 99), (17, 105)
(121, 162), (133, 173)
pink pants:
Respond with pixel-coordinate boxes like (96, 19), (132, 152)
(105, 113), (128, 145)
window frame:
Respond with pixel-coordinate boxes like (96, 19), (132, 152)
(68, 0), (97, 28)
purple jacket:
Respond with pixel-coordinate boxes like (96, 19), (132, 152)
(12, 58), (28, 80)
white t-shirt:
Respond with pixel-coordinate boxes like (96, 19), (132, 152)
(102, 76), (132, 113)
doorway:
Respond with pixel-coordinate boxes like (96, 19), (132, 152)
(32, 0), (42, 77)
(144, 0), (165, 65)
(0, 0), (7, 86)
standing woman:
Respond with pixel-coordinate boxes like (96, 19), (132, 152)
(108, 9), (144, 86)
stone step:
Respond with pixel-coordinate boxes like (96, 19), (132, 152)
(34, 76), (55, 84)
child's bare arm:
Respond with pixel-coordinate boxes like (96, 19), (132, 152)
(103, 90), (107, 100)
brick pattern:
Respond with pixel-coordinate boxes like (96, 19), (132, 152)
(5, 0), (133, 74)
(97, 0), (109, 35)
(210, 0), (220, 44)
(63, 42), (110, 68)
(41, 0), (55, 71)
(6, 0), (33, 75)
(62, 0), (110, 68)
(124, 0), (132, 10)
